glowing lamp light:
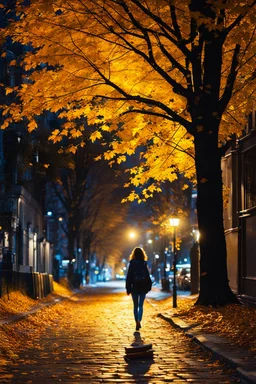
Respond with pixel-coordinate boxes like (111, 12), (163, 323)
(129, 231), (137, 239)
(170, 217), (180, 227)
(192, 228), (200, 242)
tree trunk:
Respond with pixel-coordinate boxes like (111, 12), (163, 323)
(67, 221), (75, 262)
(194, 127), (238, 305)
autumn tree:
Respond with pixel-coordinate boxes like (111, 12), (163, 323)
(2, 1), (256, 304)
(45, 136), (127, 266)
(35, 124), (129, 278)
(79, 160), (129, 277)
(145, 177), (193, 262)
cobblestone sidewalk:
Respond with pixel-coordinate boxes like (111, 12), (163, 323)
(0, 283), (251, 383)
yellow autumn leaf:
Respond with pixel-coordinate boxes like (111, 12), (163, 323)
(117, 155), (126, 164)
(5, 87), (14, 95)
(67, 145), (77, 154)
(90, 131), (102, 142)
(70, 128), (83, 138)
(28, 120), (38, 132)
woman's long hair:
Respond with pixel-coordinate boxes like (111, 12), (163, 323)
(129, 247), (148, 261)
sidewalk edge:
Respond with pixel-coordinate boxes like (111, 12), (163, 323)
(159, 313), (256, 384)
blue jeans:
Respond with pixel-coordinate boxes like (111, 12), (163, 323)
(131, 292), (146, 321)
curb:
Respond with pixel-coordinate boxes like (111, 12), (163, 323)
(159, 312), (256, 384)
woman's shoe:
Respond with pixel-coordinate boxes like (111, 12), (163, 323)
(136, 321), (141, 330)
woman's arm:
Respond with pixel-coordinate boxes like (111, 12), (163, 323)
(125, 262), (133, 294)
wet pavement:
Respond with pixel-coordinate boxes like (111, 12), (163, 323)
(0, 282), (247, 383)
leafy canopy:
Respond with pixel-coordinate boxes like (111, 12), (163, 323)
(2, 0), (256, 199)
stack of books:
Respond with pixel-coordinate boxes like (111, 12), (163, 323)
(124, 343), (154, 360)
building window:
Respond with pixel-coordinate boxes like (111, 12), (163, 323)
(244, 147), (256, 209)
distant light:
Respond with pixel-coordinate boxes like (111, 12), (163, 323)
(155, 254), (160, 259)
(47, 211), (53, 216)
(184, 258), (187, 262)
(58, 217), (63, 222)
(72, 258), (76, 263)
(35, 153), (39, 163)
(85, 260), (89, 264)
(192, 228), (200, 242)
(148, 239), (153, 244)
(170, 217), (180, 227)
(78, 248), (81, 252)
(129, 231), (136, 239)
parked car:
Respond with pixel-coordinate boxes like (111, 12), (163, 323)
(176, 267), (191, 290)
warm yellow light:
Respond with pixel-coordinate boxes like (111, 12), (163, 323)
(170, 217), (180, 227)
(129, 231), (137, 239)
(192, 228), (200, 242)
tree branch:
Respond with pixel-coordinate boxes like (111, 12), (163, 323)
(219, 44), (241, 114)
(170, 4), (182, 40)
(124, 0), (192, 58)
(95, 93), (193, 132)
(226, 0), (256, 35)
(114, 1), (190, 99)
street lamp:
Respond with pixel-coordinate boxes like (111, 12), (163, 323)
(170, 217), (180, 308)
(129, 230), (137, 240)
(154, 253), (160, 282)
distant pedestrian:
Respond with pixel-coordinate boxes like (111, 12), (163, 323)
(126, 247), (152, 331)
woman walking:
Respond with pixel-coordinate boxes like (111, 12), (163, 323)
(126, 247), (152, 330)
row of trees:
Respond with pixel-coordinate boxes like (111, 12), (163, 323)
(29, 120), (131, 275)
(1, 0), (255, 304)
(0, 6), (192, 283)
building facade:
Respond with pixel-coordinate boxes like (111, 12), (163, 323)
(0, 6), (53, 298)
(222, 107), (256, 304)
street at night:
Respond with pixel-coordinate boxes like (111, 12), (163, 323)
(0, 2), (256, 383)
(0, 282), (242, 383)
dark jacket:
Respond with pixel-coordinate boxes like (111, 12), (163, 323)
(126, 259), (152, 294)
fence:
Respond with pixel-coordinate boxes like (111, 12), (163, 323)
(0, 264), (54, 300)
